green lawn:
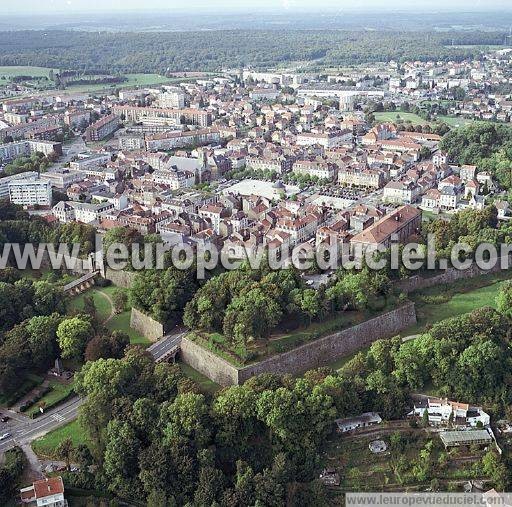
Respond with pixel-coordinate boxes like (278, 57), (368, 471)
(25, 380), (75, 417)
(179, 363), (221, 395)
(436, 115), (473, 127)
(32, 420), (88, 459)
(68, 288), (113, 323)
(374, 112), (429, 126)
(105, 310), (150, 346)
(374, 111), (473, 129)
(68, 285), (149, 345)
(403, 272), (511, 336)
(0, 65), (56, 78)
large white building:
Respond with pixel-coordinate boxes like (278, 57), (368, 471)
(40, 168), (85, 189)
(158, 90), (186, 109)
(8, 178), (52, 207)
(296, 130), (352, 149)
(52, 201), (114, 224)
(52, 201), (114, 223)
(0, 171), (39, 200)
(0, 140), (62, 164)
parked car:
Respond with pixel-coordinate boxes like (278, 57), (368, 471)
(0, 432), (11, 441)
(0, 416), (10, 423)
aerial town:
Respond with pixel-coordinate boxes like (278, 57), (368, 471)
(2, 5), (512, 506)
(3, 49), (512, 252)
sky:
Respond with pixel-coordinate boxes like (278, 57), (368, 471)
(1, 0), (511, 15)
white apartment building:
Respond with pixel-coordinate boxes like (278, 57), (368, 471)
(0, 139), (61, 164)
(0, 171), (39, 199)
(69, 153), (111, 172)
(292, 160), (336, 180)
(158, 90), (186, 109)
(40, 168), (85, 189)
(52, 201), (113, 223)
(152, 169), (195, 189)
(145, 128), (221, 151)
(118, 135), (145, 151)
(383, 180), (419, 204)
(8, 178), (52, 207)
(296, 130), (352, 149)
(249, 88), (280, 101)
(199, 204), (225, 234)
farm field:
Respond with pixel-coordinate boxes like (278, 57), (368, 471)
(0, 65), (56, 78)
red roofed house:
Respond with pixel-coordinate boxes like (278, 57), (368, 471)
(20, 476), (67, 506)
(350, 205), (421, 252)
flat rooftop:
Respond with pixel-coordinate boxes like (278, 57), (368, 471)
(440, 430), (492, 446)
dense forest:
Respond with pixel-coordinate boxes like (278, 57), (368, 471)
(0, 30), (505, 73)
(440, 122), (512, 190)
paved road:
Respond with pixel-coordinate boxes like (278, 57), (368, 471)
(0, 397), (82, 453)
(0, 329), (186, 455)
(147, 330), (186, 360)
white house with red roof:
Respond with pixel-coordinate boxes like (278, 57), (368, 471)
(20, 476), (67, 507)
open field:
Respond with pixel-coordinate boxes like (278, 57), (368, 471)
(374, 111), (474, 128)
(0, 66), (56, 78)
(436, 115), (473, 127)
(32, 420), (87, 458)
(374, 112), (428, 126)
(63, 73), (176, 93)
(0, 66), (197, 96)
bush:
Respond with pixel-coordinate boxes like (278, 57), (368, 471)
(30, 390), (75, 419)
(95, 277), (111, 287)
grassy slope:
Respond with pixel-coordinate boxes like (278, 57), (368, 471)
(67, 285), (149, 346)
(68, 288), (112, 323)
(24, 380), (75, 417)
(329, 272), (512, 371)
(403, 271), (510, 336)
(32, 420), (87, 458)
(0, 66), (56, 78)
